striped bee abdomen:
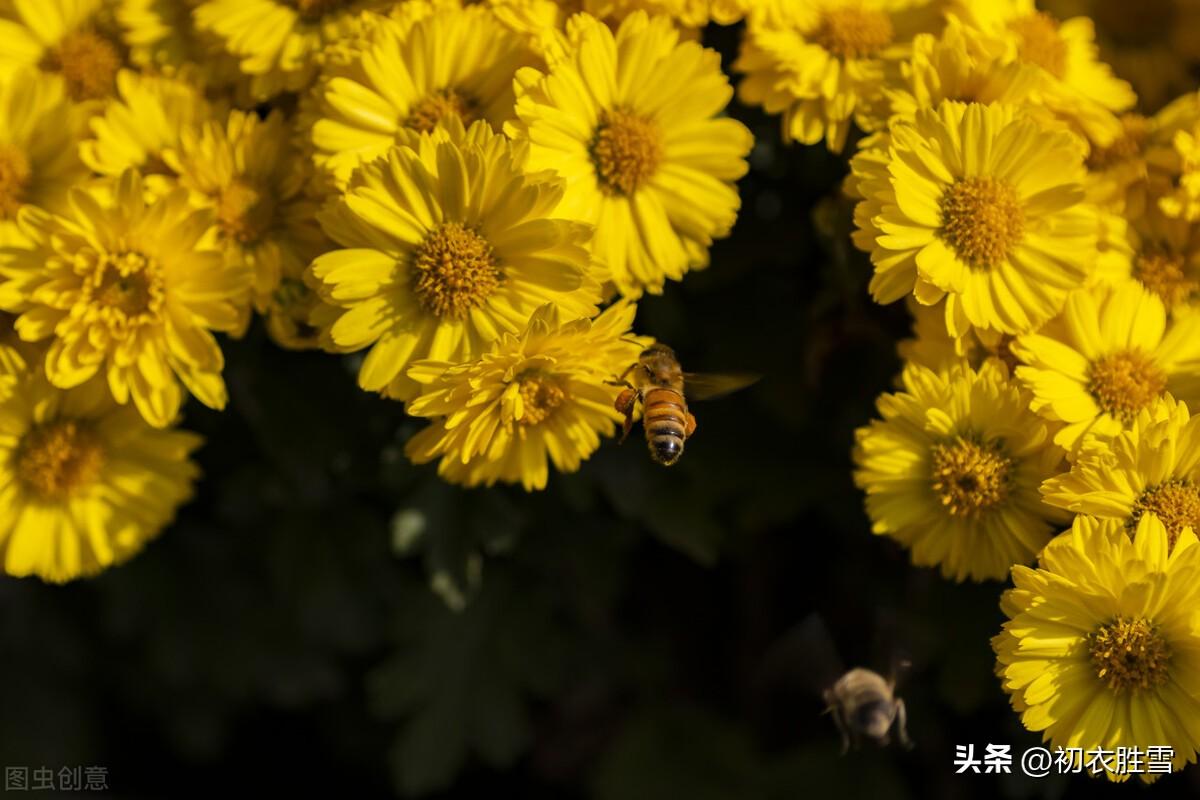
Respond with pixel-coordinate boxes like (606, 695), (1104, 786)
(643, 387), (688, 465)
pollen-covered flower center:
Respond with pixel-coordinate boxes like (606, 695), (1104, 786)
(87, 251), (164, 326)
(1128, 479), (1200, 549)
(1088, 616), (1171, 693)
(1088, 349), (1167, 423)
(1134, 251), (1198, 308)
(217, 180), (276, 244)
(41, 30), (122, 101)
(1087, 114), (1149, 170)
(939, 176), (1025, 269)
(412, 222), (503, 319)
(0, 144), (32, 219)
(591, 109), (663, 196)
(516, 371), (567, 426)
(929, 436), (1012, 516)
(290, 0), (347, 21)
(16, 419), (106, 500)
(1008, 12), (1069, 79)
(405, 89), (478, 134)
(811, 7), (894, 60)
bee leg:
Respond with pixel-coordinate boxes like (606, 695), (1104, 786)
(894, 699), (914, 750)
(684, 411), (697, 439)
(614, 388), (638, 443)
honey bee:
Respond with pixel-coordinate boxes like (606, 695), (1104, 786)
(611, 344), (757, 466)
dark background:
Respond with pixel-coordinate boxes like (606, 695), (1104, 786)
(2, 19), (1197, 800)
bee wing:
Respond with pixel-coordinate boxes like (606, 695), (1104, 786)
(682, 372), (760, 401)
(754, 612), (846, 700)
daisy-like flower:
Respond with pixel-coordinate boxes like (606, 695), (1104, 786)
(1013, 283), (1200, 449)
(1154, 116), (1200, 224)
(79, 70), (217, 194)
(164, 110), (332, 348)
(0, 170), (252, 428)
(994, 513), (1200, 780)
(309, 4), (536, 188)
(850, 101), (1096, 337)
(1094, 213), (1200, 315)
(0, 375), (201, 583)
(1042, 395), (1200, 550)
(951, 0), (1136, 148)
(115, 0), (242, 89)
(308, 120), (603, 402)
(896, 297), (1019, 374)
(0, 68), (89, 240)
(0, 0), (130, 102)
(735, 0), (946, 153)
(193, 0), (389, 100)
(405, 300), (646, 490)
(853, 359), (1067, 582)
(507, 11), (753, 297)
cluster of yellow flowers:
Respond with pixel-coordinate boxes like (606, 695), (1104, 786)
(0, 0), (755, 583)
(790, 0), (1200, 781)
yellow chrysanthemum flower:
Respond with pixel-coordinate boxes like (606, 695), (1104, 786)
(115, 0), (241, 89)
(405, 300), (646, 491)
(0, 68), (89, 241)
(0, 375), (201, 583)
(507, 11), (753, 297)
(80, 69), (217, 193)
(1094, 212), (1200, 315)
(951, 0), (1136, 148)
(1042, 395), (1200, 549)
(0, 170), (252, 428)
(308, 4), (536, 188)
(308, 121), (603, 402)
(1044, 0), (1200, 113)
(1153, 115), (1200, 224)
(164, 109), (332, 349)
(1013, 283), (1200, 449)
(853, 359), (1067, 582)
(896, 296), (1019, 374)
(0, 0), (130, 102)
(735, 0), (946, 152)
(1085, 93), (1200, 220)
(994, 513), (1200, 781)
(193, 0), (388, 100)
(850, 101), (1096, 337)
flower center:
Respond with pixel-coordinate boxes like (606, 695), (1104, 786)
(411, 222), (502, 319)
(40, 30), (122, 101)
(1008, 12), (1068, 79)
(290, 0), (347, 21)
(1134, 251), (1198, 309)
(16, 419), (106, 500)
(217, 180), (276, 244)
(1088, 616), (1171, 693)
(0, 144), (32, 219)
(87, 251), (164, 331)
(405, 89), (478, 134)
(1087, 114), (1149, 170)
(811, 6), (894, 60)
(591, 109), (663, 196)
(939, 176), (1025, 269)
(1128, 479), (1200, 549)
(516, 372), (566, 426)
(1088, 349), (1167, 423)
(929, 436), (1012, 516)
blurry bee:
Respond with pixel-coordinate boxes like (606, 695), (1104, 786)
(755, 613), (914, 754)
(611, 344), (757, 466)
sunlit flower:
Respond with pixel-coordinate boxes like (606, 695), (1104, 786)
(0, 170), (252, 427)
(853, 359), (1067, 582)
(0, 375), (201, 583)
(735, 0), (946, 152)
(850, 101), (1096, 337)
(307, 121), (603, 402)
(1042, 395), (1200, 550)
(115, 0), (242, 89)
(165, 110), (331, 348)
(1093, 212), (1200, 315)
(0, 0), (130, 102)
(308, 4), (536, 188)
(994, 513), (1200, 780)
(405, 300), (646, 490)
(508, 11), (753, 297)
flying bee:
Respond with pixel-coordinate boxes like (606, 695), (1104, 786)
(610, 344), (757, 466)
